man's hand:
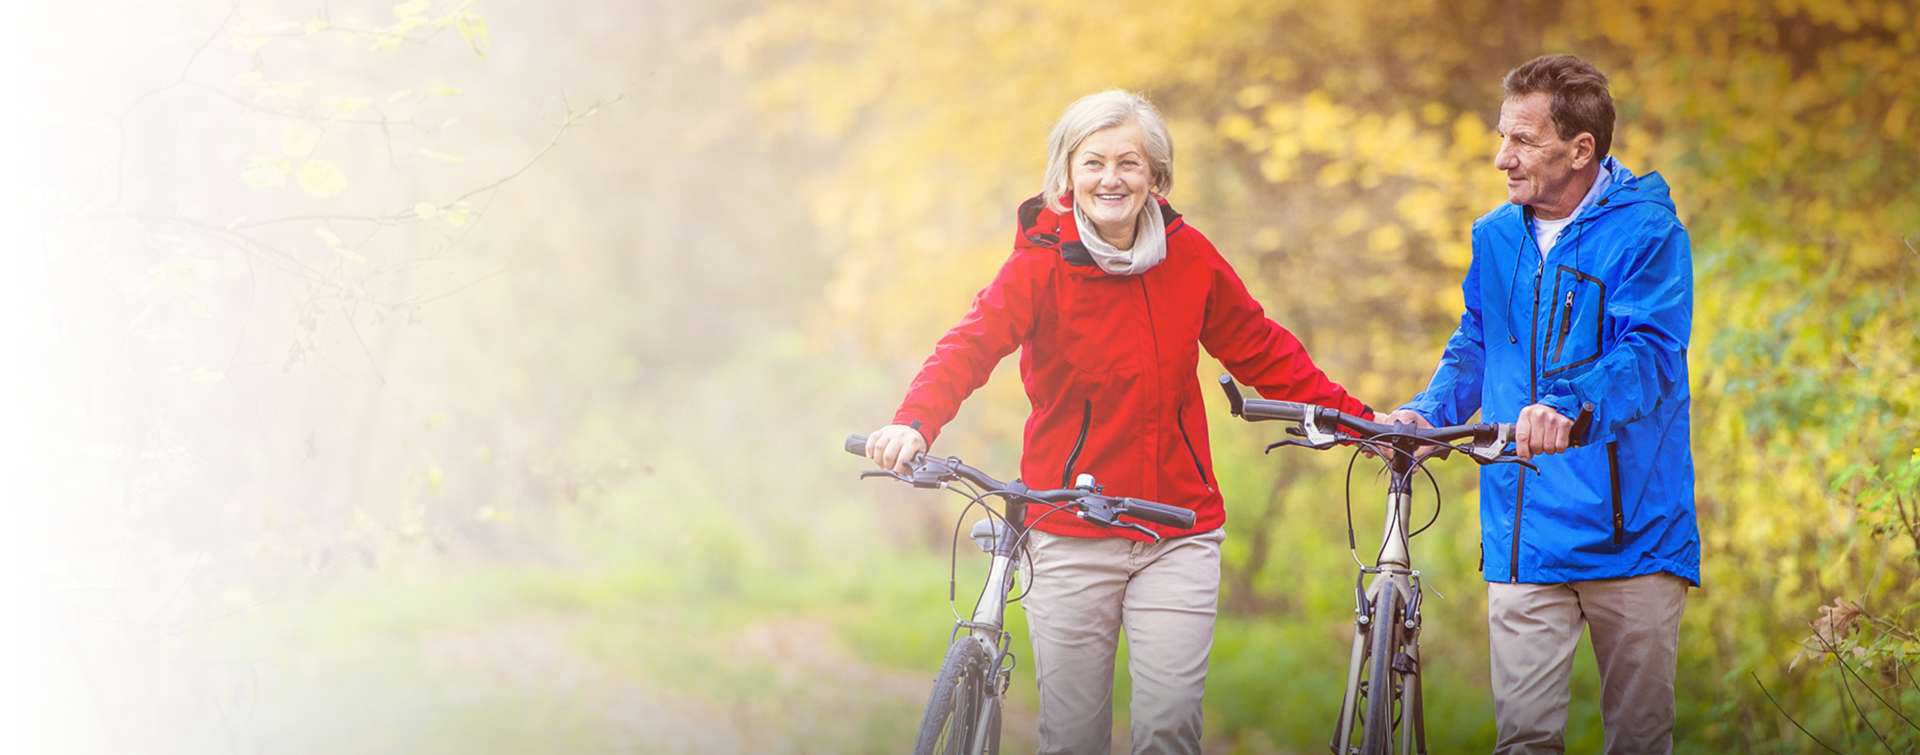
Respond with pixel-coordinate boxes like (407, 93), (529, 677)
(1389, 408), (1452, 461)
(865, 424), (929, 475)
(1513, 404), (1574, 459)
(1382, 408), (1434, 430)
(1366, 408), (1446, 461)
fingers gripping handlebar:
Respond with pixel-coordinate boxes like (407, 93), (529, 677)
(843, 434), (1197, 531)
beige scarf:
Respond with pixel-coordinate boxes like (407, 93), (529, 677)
(1074, 201), (1167, 276)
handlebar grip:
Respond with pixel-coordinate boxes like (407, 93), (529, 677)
(1217, 374), (1245, 416)
(844, 434), (869, 456)
(1122, 499), (1197, 529)
(1241, 399), (1308, 422)
(1570, 403), (1594, 447)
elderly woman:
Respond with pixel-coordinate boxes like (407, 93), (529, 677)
(866, 90), (1373, 754)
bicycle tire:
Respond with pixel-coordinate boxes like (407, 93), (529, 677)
(1359, 586), (1401, 755)
(913, 638), (997, 755)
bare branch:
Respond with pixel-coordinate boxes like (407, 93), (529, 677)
(1753, 671), (1845, 754)
(446, 94), (622, 206)
(1837, 658), (1898, 754)
(186, 81), (416, 127)
(1810, 617), (1920, 734)
(233, 94), (621, 231)
(341, 302), (385, 386)
(112, 3), (238, 208)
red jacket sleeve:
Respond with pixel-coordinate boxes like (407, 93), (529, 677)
(1197, 245), (1373, 419)
(891, 250), (1049, 444)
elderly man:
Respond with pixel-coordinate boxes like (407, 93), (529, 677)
(1384, 54), (1699, 753)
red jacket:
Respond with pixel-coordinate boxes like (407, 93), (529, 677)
(893, 195), (1372, 540)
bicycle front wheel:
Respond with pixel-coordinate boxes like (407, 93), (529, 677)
(913, 638), (999, 755)
(1359, 585), (1402, 755)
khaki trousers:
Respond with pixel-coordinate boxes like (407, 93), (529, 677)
(1022, 527), (1224, 755)
(1487, 573), (1689, 754)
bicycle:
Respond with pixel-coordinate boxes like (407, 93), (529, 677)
(1215, 375), (1588, 755)
(841, 434), (1196, 755)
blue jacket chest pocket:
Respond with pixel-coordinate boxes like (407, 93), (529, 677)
(1544, 265), (1606, 378)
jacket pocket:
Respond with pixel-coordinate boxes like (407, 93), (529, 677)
(1544, 265), (1606, 378)
(1175, 404), (1213, 490)
(1607, 441), (1624, 545)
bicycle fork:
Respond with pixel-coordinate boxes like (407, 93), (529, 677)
(957, 510), (1025, 754)
(1331, 483), (1427, 754)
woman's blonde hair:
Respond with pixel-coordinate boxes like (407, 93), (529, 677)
(1041, 89), (1173, 211)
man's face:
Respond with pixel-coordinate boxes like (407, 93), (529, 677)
(1494, 92), (1590, 215)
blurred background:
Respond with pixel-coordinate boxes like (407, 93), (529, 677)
(11, 0), (1918, 752)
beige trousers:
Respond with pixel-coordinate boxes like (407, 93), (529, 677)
(1486, 573), (1689, 755)
(1022, 527), (1224, 755)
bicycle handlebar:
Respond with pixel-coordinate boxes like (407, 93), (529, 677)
(1216, 375), (1592, 458)
(843, 434), (1197, 530)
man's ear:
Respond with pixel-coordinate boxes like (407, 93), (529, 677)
(1570, 132), (1596, 170)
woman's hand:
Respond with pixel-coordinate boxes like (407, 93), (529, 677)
(865, 424), (929, 475)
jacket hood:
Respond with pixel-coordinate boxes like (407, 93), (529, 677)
(1484, 157), (1676, 231)
(1016, 194), (1187, 277)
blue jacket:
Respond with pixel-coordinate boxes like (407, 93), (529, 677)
(1403, 157), (1700, 585)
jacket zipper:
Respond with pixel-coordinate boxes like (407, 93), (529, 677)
(1060, 398), (1092, 487)
(1136, 277), (1173, 494)
(1514, 238), (1543, 583)
(1175, 404), (1213, 490)
(1552, 286), (1574, 363)
(1607, 441), (1625, 545)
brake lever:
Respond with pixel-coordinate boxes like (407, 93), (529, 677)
(1485, 455), (1540, 473)
(1116, 520), (1163, 543)
(858, 466), (950, 488)
(1266, 439), (1335, 453)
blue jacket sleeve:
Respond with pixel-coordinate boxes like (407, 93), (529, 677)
(1401, 243), (1486, 426)
(1539, 216), (1691, 443)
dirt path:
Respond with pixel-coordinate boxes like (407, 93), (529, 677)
(427, 614), (1041, 753)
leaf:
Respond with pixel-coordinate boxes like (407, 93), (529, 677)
(454, 10), (490, 56)
(324, 97), (372, 118)
(312, 225), (344, 249)
(413, 202), (440, 220)
(393, 0), (430, 19)
(416, 147), (465, 164)
(296, 160), (348, 198)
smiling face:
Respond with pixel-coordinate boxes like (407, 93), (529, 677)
(1494, 92), (1596, 220)
(1069, 121), (1154, 248)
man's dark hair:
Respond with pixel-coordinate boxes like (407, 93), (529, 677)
(1503, 54), (1615, 160)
